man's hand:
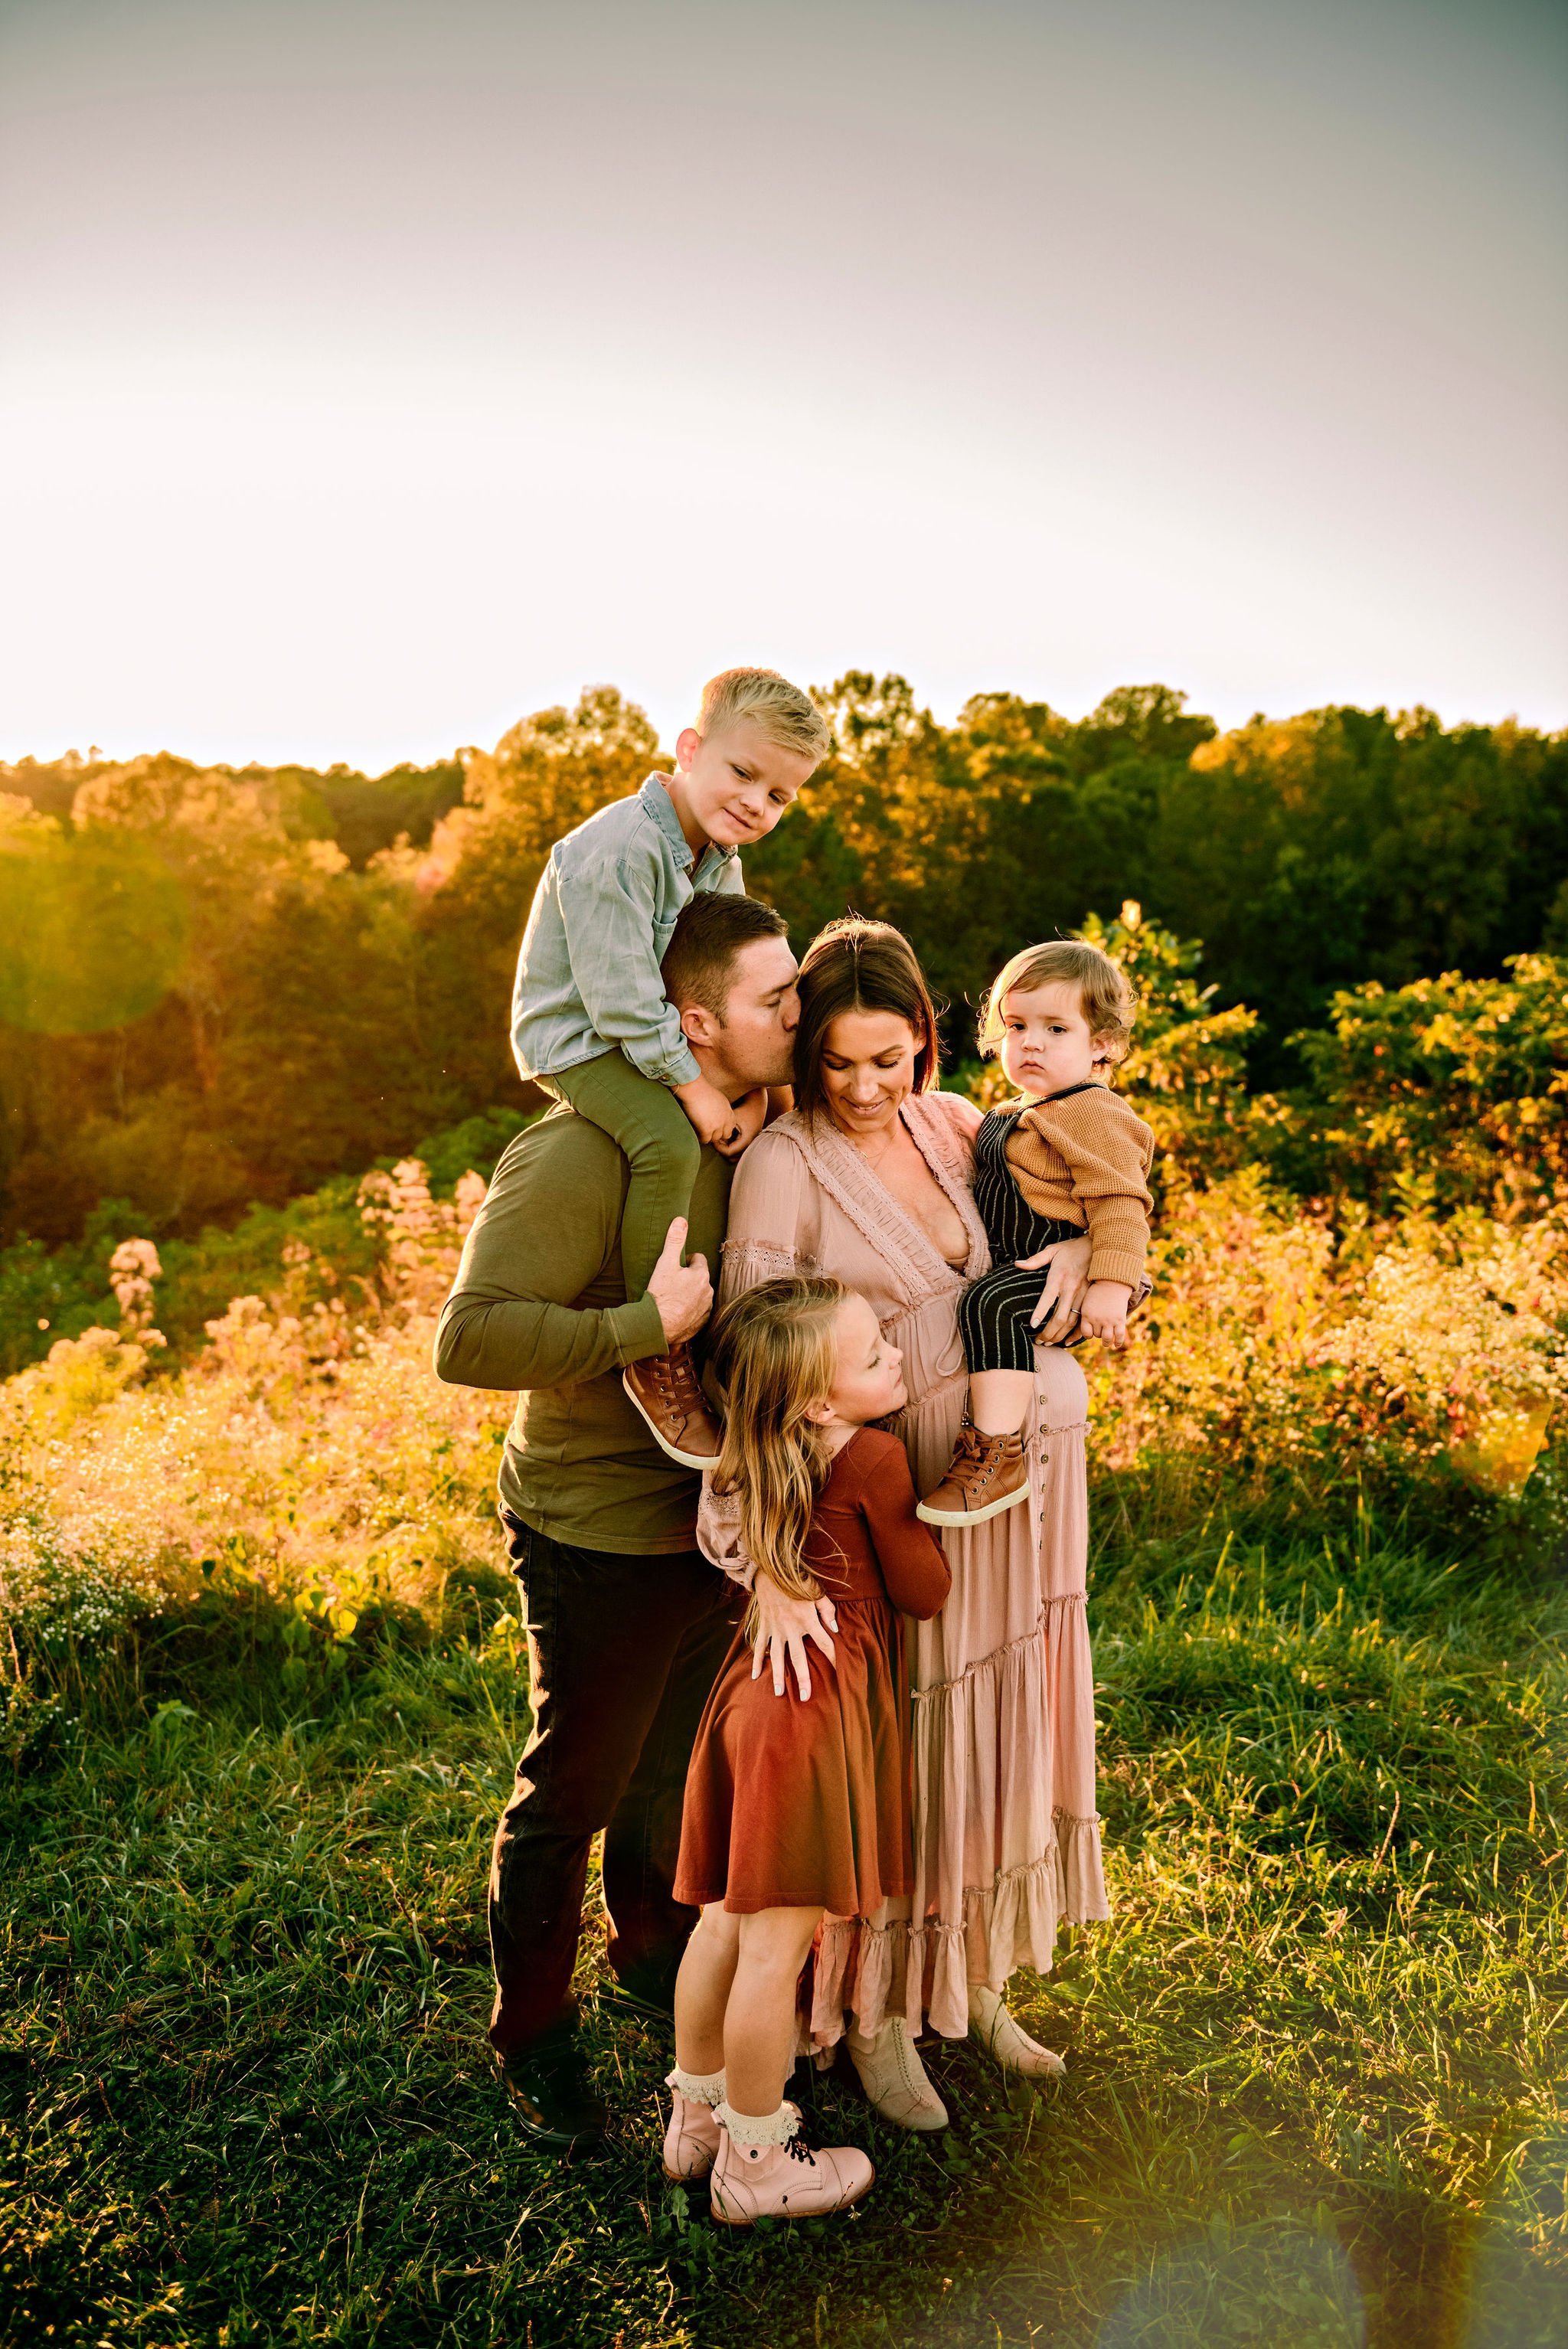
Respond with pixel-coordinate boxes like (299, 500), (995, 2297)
(714, 1086), (768, 1161)
(1078, 1278), (1132, 1347)
(750, 1570), (838, 1700)
(645, 1217), (712, 1346)
(1017, 1233), (1093, 1339)
(674, 1073), (740, 1149)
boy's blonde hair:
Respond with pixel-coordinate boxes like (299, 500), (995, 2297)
(697, 668), (831, 766)
(706, 1275), (846, 1616)
(978, 938), (1135, 1064)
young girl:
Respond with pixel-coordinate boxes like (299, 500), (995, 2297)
(918, 938), (1155, 1527)
(662, 1276), (951, 2226)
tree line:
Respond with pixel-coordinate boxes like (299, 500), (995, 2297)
(2, 677), (1563, 1250)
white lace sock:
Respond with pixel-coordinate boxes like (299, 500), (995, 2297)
(665, 2065), (727, 2106)
(846, 2016), (949, 2132)
(968, 1984), (1066, 2079)
(717, 2099), (800, 2148)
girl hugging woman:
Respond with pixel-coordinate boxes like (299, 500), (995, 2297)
(660, 1276), (951, 2226)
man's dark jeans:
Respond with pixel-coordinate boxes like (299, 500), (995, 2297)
(488, 1511), (738, 2056)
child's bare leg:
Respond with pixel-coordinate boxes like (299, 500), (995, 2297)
(724, 1906), (822, 2116)
(969, 1367), (1035, 1436)
(674, 1903), (740, 2077)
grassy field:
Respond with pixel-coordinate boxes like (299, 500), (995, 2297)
(4, 1479), (1564, 2349)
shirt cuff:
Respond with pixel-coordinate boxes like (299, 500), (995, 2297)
(609, 1291), (670, 1366)
(625, 1038), (701, 1087)
(1087, 1249), (1148, 1292)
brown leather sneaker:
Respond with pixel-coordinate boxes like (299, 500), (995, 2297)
(916, 1420), (1031, 1527)
(623, 1339), (723, 1468)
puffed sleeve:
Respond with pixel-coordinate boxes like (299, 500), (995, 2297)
(695, 1474), (755, 1592)
(857, 1438), (952, 1621)
(717, 1124), (821, 1307)
(933, 1086), (984, 1145)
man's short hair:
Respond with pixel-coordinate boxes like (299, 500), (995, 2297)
(661, 892), (789, 1023)
(697, 668), (831, 766)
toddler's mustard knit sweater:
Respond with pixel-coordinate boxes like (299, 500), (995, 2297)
(1002, 1082), (1155, 1292)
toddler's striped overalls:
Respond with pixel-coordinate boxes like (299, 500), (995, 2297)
(957, 1092), (1092, 1374)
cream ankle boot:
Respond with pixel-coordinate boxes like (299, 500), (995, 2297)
(968, 1985), (1066, 2080)
(846, 2015), (949, 2132)
(710, 2102), (874, 2226)
(662, 2066), (725, 2181)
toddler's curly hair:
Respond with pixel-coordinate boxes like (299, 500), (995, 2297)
(978, 938), (1135, 1064)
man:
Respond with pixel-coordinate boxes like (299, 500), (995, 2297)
(434, 890), (799, 2148)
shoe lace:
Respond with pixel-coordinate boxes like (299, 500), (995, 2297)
(785, 2133), (818, 2168)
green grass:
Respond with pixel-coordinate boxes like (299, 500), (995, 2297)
(3, 1499), (1565, 2348)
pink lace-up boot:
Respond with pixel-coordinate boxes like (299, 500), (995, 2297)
(661, 2066), (726, 2181)
(710, 2101), (875, 2226)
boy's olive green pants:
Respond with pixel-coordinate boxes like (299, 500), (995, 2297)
(543, 1049), (701, 1305)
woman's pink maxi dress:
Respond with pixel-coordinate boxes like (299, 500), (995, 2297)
(717, 1091), (1109, 2045)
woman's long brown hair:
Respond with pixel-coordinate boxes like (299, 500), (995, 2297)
(706, 1276), (847, 1617)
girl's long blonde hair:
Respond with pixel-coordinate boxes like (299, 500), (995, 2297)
(706, 1276), (847, 1614)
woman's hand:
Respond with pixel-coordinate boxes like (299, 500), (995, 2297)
(750, 1571), (838, 1700)
(1016, 1232), (1093, 1339)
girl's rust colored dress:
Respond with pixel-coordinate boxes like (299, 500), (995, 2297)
(675, 1427), (950, 1920)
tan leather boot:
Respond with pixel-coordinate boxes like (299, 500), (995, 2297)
(846, 2016), (948, 2131)
(916, 1419), (1030, 1527)
(661, 2089), (723, 2181)
(622, 1338), (723, 1467)
(969, 1984), (1066, 2079)
(710, 2105), (875, 2226)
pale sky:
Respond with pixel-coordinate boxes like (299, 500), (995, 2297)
(2, 0), (1565, 769)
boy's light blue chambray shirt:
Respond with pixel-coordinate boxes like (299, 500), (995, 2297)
(510, 774), (744, 1090)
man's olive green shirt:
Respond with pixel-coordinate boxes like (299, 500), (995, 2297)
(433, 1106), (733, 1554)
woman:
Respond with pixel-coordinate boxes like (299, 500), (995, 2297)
(711, 916), (1109, 2131)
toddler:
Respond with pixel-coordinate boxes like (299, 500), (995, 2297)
(918, 938), (1155, 1527)
(662, 1276), (951, 2224)
(509, 668), (828, 1465)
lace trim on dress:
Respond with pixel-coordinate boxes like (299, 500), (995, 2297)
(758, 1104), (990, 1318)
(718, 1237), (811, 1290)
(902, 1093), (991, 1274)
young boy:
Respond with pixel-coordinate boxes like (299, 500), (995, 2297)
(511, 668), (829, 1467)
(917, 936), (1155, 1527)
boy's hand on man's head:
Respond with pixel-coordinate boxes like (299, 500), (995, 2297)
(1078, 1279), (1132, 1347)
(714, 1087), (769, 1160)
(674, 1073), (741, 1150)
(645, 1217), (713, 1345)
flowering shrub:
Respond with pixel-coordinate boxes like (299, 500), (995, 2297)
(3, 1119), (1563, 1683)
(0, 1161), (505, 1658)
(107, 1237), (162, 1331)
(357, 1158), (486, 1312)
(1274, 954), (1568, 1217)
(1087, 1177), (1567, 1502)
(1323, 1217), (1568, 1493)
